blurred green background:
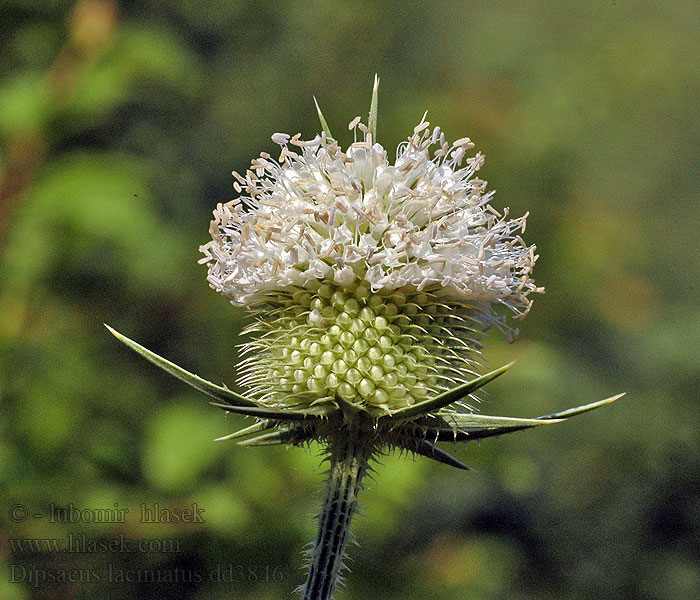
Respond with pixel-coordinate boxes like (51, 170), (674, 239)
(1, 1), (698, 599)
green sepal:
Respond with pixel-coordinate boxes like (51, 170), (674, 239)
(368, 74), (379, 142)
(237, 426), (312, 447)
(462, 392), (626, 440)
(398, 438), (470, 471)
(214, 420), (273, 442)
(416, 413), (564, 431)
(237, 430), (287, 447)
(534, 393), (625, 420)
(105, 325), (258, 407)
(208, 401), (324, 421)
(381, 361), (515, 422)
(426, 393), (625, 441)
(313, 96), (334, 141)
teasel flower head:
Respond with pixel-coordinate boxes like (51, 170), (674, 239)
(108, 78), (622, 600)
(199, 91), (541, 416)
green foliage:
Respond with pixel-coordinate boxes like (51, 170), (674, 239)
(1, 1), (699, 599)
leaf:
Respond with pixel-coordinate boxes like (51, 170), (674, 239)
(105, 324), (258, 407)
(381, 361), (515, 422)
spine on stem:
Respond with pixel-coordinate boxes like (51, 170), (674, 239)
(301, 433), (373, 600)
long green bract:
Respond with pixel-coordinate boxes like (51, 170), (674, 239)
(382, 361), (515, 421)
(105, 324), (259, 407)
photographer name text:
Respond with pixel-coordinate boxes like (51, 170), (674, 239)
(9, 503), (206, 524)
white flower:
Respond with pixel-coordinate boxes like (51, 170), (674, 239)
(200, 115), (541, 325)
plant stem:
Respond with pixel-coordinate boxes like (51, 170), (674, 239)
(301, 432), (373, 600)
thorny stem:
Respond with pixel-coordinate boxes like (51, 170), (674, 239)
(301, 432), (373, 600)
